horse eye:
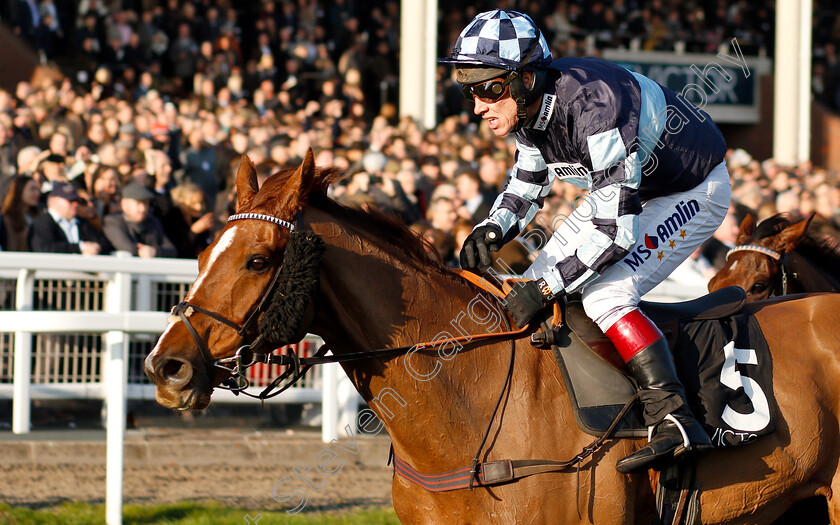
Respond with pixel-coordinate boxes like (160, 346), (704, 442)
(247, 255), (269, 271)
(750, 281), (767, 294)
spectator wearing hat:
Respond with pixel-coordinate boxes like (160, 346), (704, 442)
(31, 149), (70, 194)
(419, 155), (443, 183)
(149, 122), (169, 140)
(415, 155), (442, 209)
(29, 182), (111, 255)
(117, 122), (137, 142)
(103, 182), (177, 258)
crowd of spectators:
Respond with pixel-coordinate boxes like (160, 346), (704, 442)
(0, 0), (839, 285)
(3, 1), (840, 116)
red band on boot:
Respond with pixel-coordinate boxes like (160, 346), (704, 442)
(605, 309), (664, 362)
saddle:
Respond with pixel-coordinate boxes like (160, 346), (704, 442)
(546, 286), (747, 438)
(454, 270), (773, 443)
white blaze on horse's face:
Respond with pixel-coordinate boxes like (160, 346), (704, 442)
(729, 260), (738, 271)
(148, 318), (179, 360)
(188, 225), (240, 300)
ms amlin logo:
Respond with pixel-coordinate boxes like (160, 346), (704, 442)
(622, 199), (700, 271)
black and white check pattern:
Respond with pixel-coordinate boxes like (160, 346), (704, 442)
(448, 10), (551, 70)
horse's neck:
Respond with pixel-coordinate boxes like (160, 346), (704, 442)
(308, 211), (483, 350)
(308, 215), (570, 469)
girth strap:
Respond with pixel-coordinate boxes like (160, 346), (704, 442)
(392, 456), (587, 492)
(392, 391), (640, 498)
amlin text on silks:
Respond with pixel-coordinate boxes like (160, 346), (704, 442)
(622, 199), (700, 271)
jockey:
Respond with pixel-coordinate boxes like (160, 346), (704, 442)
(441, 9), (731, 474)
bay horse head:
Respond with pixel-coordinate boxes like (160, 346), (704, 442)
(708, 212), (818, 301)
(144, 151), (337, 410)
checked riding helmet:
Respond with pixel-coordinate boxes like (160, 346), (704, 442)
(439, 9), (552, 131)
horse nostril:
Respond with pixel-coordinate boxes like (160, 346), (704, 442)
(158, 357), (193, 388)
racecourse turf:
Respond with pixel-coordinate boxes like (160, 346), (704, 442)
(0, 501), (400, 524)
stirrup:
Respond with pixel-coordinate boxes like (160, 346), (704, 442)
(617, 414), (711, 474)
(648, 414), (690, 449)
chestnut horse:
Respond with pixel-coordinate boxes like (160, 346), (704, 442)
(709, 212), (840, 301)
(146, 153), (840, 524)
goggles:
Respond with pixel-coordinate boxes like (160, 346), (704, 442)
(458, 37), (541, 102)
(461, 75), (514, 102)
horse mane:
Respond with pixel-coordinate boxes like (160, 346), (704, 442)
(256, 165), (455, 278)
(750, 212), (798, 239)
(752, 212), (840, 275)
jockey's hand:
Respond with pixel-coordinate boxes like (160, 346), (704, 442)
(460, 223), (503, 272)
(504, 279), (554, 327)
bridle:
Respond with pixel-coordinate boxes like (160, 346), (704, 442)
(171, 209), (534, 400)
(725, 244), (798, 296)
(165, 207), (640, 497)
(169, 211), (298, 393)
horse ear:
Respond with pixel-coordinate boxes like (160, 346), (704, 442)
(775, 213), (814, 253)
(235, 155), (259, 211)
(281, 148), (318, 211)
(735, 213), (756, 246)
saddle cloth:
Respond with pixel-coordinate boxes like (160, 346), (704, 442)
(554, 288), (777, 446)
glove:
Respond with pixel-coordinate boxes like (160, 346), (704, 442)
(460, 223), (503, 272)
(504, 278), (555, 327)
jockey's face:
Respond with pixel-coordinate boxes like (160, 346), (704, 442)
(470, 83), (518, 138)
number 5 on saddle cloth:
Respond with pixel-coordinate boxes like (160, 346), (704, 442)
(542, 285), (777, 447)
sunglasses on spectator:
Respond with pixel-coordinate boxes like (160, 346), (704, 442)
(461, 76), (514, 102)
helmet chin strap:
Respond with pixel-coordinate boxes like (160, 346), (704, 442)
(509, 71), (537, 132)
(511, 86), (528, 133)
(506, 37), (541, 132)
(511, 80), (529, 132)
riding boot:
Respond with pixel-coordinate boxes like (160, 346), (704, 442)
(605, 310), (713, 474)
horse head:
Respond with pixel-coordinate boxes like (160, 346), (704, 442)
(708, 212), (814, 301)
(145, 150), (332, 410)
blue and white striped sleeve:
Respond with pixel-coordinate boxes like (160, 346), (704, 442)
(540, 142), (644, 295)
(477, 140), (555, 244)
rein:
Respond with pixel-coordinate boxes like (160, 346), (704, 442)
(214, 316), (534, 400)
(176, 210), (634, 500)
(725, 244), (798, 296)
(177, 211), (534, 398)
